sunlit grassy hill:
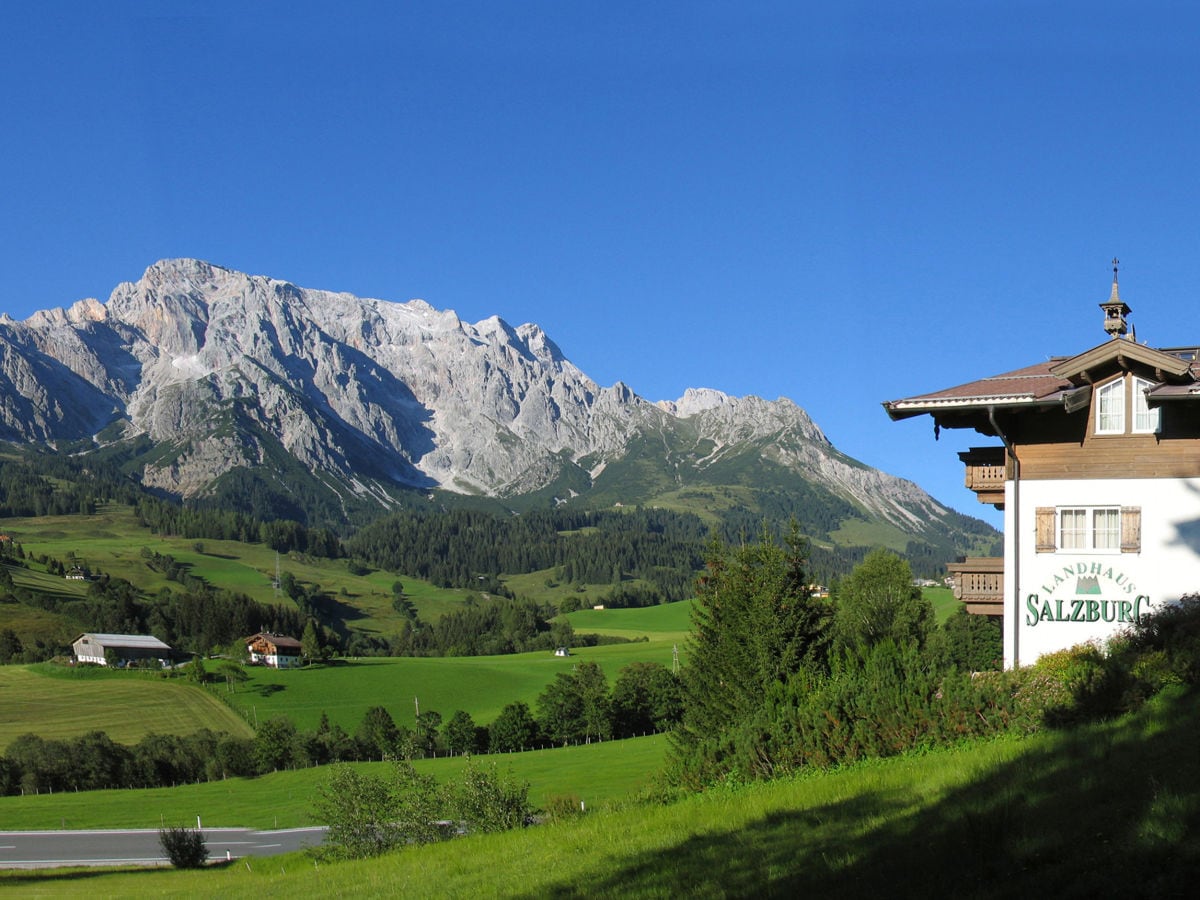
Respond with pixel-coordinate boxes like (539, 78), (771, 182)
(0, 665), (252, 748)
(0, 504), (505, 649)
(225, 633), (687, 733)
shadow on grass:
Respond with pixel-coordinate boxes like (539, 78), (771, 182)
(0, 859), (236, 889)
(533, 688), (1200, 898)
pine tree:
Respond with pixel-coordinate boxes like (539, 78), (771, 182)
(670, 524), (830, 786)
(301, 618), (323, 663)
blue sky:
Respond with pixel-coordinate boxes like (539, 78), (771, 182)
(4, 2), (1200, 529)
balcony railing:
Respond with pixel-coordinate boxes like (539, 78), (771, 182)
(957, 446), (1007, 509)
(947, 557), (1004, 616)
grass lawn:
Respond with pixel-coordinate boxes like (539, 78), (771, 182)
(225, 638), (684, 734)
(564, 600), (692, 641)
(0, 665), (253, 750)
(924, 585), (961, 623)
(0, 734), (668, 830)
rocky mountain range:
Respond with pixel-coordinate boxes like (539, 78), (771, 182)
(0, 259), (994, 556)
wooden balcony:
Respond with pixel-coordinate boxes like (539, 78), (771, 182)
(947, 557), (1004, 617)
(957, 446), (1007, 509)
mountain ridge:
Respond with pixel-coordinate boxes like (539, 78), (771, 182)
(0, 258), (995, 561)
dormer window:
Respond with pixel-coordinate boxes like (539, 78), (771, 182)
(1094, 374), (1161, 435)
(1095, 378), (1125, 434)
(1132, 376), (1160, 433)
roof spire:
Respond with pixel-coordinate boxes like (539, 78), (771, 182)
(1100, 256), (1131, 338)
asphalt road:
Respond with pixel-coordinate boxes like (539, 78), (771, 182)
(0, 826), (327, 868)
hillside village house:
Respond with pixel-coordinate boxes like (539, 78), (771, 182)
(885, 263), (1200, 668)
(246, 632), (303, 668)
(72, 633), (173, 667)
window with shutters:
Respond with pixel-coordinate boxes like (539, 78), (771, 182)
(1035, 506), (1140, 553)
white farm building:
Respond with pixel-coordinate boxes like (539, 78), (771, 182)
(72, 633), (173, 667)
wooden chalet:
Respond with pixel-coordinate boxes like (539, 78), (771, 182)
(246, 631), (304, 668)
(885, 262), (1200, 666)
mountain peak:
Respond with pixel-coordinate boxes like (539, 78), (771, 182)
(658, 387), (731, 417)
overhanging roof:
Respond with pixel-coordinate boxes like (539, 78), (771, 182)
(883, 361), (1072, 422)
(886, 340), (1200, 427)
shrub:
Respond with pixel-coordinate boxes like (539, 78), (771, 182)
(542, 793), (586, 822)
(313, 762), (445, 860)
(158, 825), (208, 868)
(448, 760), (531, 833)
(1033, 643), (1128, 725)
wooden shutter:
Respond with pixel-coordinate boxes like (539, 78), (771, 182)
(1035, 507), (1056, 553)
(1121, 506), (1141, 553)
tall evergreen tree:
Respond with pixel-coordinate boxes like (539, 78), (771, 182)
(670, 525), (830, 786)
(301, 618), (323, 662)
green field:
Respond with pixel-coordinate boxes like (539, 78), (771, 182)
(226, 639), (686, 733)
(0, 598), (691, 746)
(0, 734), (667, 830)
(563, 600), (692, 641)
(0, 666), (253, 748)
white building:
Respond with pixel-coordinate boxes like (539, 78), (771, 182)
(885, 264), (1200, 667)
(72, 633), (173, 667)
(246, 632), (303, 668)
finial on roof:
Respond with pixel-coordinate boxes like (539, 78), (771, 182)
(1100, 257), (1131, 338)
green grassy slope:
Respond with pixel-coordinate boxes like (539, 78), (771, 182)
(6, 687), (1196, 897)
(0, 504), (483, 640)
(0, 666), (253, 748)
(224, 639), (685, 733)
(0, 734), (667, 830)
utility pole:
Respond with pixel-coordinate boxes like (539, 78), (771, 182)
(672, 643), (679, 674)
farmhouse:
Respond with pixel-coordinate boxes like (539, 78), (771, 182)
(72, 632), (173, 667)
(885, 262), (1200, 668)
(246, 631), (303, 668)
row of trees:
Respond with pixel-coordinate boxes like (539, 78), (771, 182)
(347, 507), (707, 600)
(674, 530), (1012, 785)
(135, 497), (343, 556)
(0, 729), (262, 795)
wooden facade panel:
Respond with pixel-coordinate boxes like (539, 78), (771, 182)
(1017, 437), (1200, 480)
